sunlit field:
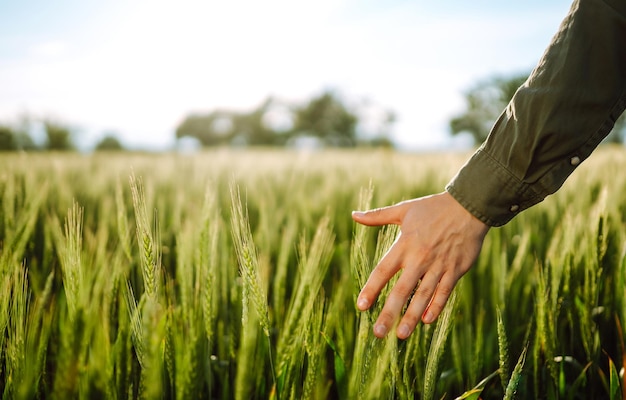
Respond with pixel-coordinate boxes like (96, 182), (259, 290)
(1, 148), (625, 399)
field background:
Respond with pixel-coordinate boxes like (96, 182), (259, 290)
(0, 148), (625, 399)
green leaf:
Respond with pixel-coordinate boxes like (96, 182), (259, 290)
(455, 389), (483, 400)
(568, 362), (592, 397)
(454, 369), (499, 400)
(321, 331), (347, 389)
(609, 356), (621, 400)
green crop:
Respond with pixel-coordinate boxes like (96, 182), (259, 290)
(0, 148), (625, 399)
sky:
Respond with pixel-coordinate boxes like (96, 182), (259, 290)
(0, 0), (575, 151)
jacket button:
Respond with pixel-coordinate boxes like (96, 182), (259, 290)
(510, 204), (520, 212)
(570, 156), (581, 166)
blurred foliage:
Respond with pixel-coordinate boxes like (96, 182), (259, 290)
(94, 134), (124, 151)
(450, 73), (528, 144)
(0, 125), (37, 152)
(0, 118), (83, 152)
(176, 91), (395, 148)
(450, 72), (626, 145)
(0, 125), (16, 151)
(44, 121), (74, 151)
(290, 91), (357, 147)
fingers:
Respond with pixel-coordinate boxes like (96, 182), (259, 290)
(393, 271), (442, 339)
(352, 202), (408, 226)
(356, 242), (402, 311)
(372, 266), (424, 338)
(421, 274), (457, 324)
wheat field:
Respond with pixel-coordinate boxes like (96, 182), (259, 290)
(0, 148), (625, 399)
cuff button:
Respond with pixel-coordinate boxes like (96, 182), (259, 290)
(570, 156), (581, 166)
(510, 204), (520, 212)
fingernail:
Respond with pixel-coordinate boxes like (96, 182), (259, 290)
(374, 324), (387, 337)
(352, 211), (365, 217)
(423, 310), (434, 324)
(357, 297), (369, 310)
(397, 324), (410, 338)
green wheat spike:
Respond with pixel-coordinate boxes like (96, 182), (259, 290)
(203, 217), (219, 344)
(0, 181), (47, 272)
(129, 172), (160, 300)
(271, 217), (297, 323)
(229, 182), (271, 337)
(277, 216), (334, 368)
(423, 290), (458, 400)
(504, 345), (528, 400)
(302, 297), (325, 400)
(497, 307), (511, 391)
(5, 264), (29, 399)
(62, 201), (84, 319)
(0, 272), (11, 366)
(164, 312), (176, 398)
(124, 281), (145, 367)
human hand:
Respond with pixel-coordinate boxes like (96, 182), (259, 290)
(351, 192), (489, 339)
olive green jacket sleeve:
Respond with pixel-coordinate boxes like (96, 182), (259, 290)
(446, 0), (626, 227)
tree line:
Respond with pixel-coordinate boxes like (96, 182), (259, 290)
(2, 75), (624, 152)
(0, 119), (123, 152)
(175, 91), (395, 148)
(449, 72), (626, 144)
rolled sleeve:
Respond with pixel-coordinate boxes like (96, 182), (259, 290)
(446, 0), (626, 226)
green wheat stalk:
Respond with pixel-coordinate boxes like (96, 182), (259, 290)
(302, 297), (326, 400)
(129, 172), (161, 300)
(115, 178), (133, 262)
(497, 307), (511, 391)
(504, 345), (528, 400)
(13, 270), (54, 399)
(277, 216), (334, 373)
(4, 264), (29, 399)
(0, 181), (47, 271)
(0, 271), (11, 379)
(229, 182), (271, 337)
(230, 182), (276, 397)
(124, 281), (145, 367)
(61, 201), (84, 319)
(199, 187), (219, 343)
(423, 290), (458, 400)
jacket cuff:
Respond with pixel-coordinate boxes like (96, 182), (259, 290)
(445, 149), (545, 227)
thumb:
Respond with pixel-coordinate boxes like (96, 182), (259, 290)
(351, 203), (406, 226)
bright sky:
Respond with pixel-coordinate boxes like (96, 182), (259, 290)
(0, 0), (574, 151)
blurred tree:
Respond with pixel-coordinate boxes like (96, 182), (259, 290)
(364, 135), (395, 148)
(176, 91), (392, 148)
(0, 125), (16, 151)
(291, 91), (358, 147)
(231, 98), (283, 146)
(0, 125), (37, 151)
(44, 121), (74, 151)
(176, 97), (290, 147)
(14, 132), (37, 151)
(451, 71), (626, 145)
(95, 134), (124, 151)
(176, 111), (235, 146)
(450, 73), (528, 144)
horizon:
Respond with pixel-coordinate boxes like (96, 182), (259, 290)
(0, 0), (574, 151)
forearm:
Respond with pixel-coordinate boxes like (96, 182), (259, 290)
(447, 0), (626, 227)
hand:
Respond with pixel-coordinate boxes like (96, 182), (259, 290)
(351, 192), (489, 339)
